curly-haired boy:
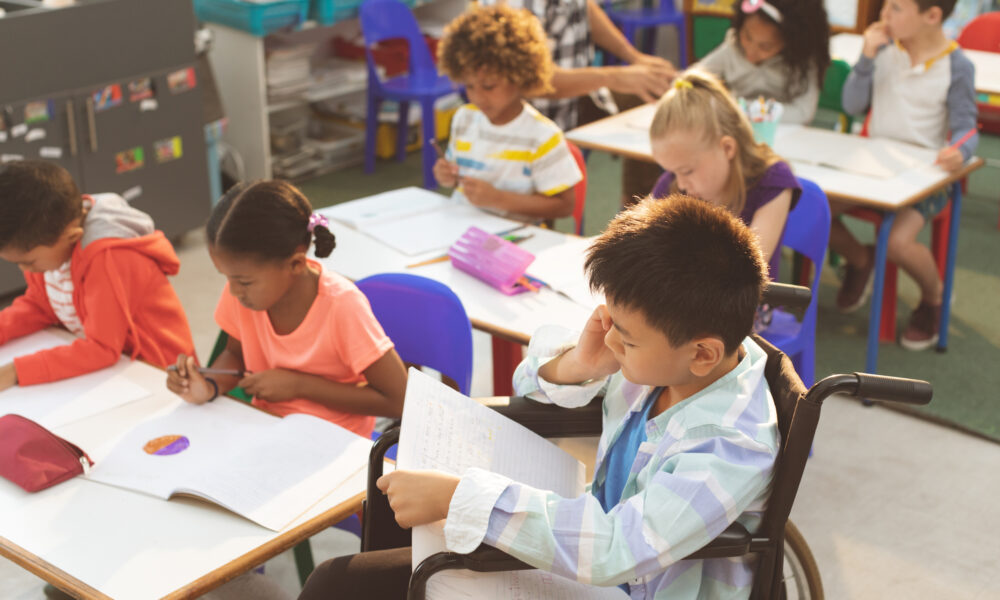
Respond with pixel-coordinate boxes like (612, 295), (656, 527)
(434, 4), (583, 221)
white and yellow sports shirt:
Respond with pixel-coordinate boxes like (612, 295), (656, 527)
(446, 102), (583, 216)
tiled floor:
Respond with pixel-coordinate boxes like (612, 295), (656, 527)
(3, 229), (1000, 599)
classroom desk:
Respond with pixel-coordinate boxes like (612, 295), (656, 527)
(565, 106), (984, 375)
(829, 32), (1000, 97)
(0, 336), (368, 600)
(312, 210), (596, 394)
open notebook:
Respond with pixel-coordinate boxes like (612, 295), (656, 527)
(86, 399), (370, 531)
(323, 187), (523, 256)
(398, 369), (627, 600)
(776, 127), (940, 179)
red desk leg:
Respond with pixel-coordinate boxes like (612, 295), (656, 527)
(491, 337), (522, 396)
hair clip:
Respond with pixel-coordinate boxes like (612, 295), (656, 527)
(673, 79), (693, 90)
(307, 213), (329, 233)
(741, 0), (782, 23)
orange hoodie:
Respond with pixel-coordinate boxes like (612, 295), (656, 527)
(0, 195), (195, 385)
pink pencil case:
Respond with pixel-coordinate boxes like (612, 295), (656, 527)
(449, 227), (536, 295)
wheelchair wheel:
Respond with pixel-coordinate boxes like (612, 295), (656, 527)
(782, 519), (824, 599)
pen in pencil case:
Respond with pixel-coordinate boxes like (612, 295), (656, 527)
(166, 365), (246, 377)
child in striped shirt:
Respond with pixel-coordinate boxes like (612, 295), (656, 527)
(302, 196), (780, 600)
(0, 160), (195, 391)
(433, 4), (583, 221)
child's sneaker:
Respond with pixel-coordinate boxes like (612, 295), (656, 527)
(900, 302), (941, 351)
(836, 245), (875, 314)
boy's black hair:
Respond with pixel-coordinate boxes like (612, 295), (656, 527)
(207, 180), (336, 260)
(586, 195), (768, 354)
(0, 161), (82, 251)
(914, 0), (957, 19)
(733, 0), (831, 100)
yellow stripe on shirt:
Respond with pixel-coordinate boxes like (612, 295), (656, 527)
(488, 133), (565, 163)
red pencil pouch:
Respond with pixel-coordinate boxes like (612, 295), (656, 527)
(0, 414), (93, 493)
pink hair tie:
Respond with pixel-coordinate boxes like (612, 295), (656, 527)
(741, 0), (782, 23)
(307, 213), (329, 233)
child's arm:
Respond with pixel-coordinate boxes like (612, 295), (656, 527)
(0, 273), (59, 347)
(379, 429), (777, 586)
(748, 189), (793, 262)
(841, 22), (887, 117)
(237, 348), (407, 418)
(461, 179), (576, 219)
(937, 53), (979, 172)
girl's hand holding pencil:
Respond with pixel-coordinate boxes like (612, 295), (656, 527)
(166, 354), (225, 406)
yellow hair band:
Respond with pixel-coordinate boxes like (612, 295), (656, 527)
(673, 79), (693, 90)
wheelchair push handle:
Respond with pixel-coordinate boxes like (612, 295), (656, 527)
(762, 282), (811, 310)
(853, 372), (933, 405)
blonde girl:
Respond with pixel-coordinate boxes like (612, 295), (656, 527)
(649, 69), (799, 277)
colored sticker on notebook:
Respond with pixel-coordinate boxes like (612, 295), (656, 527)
(24, 100), (52, 124)
(115, 146), (144, 173)
(93, 84), (123, 112)
(167, 67), (197, 94)
(128, 77), (154, 102)
(154, 136), (182, 163)
(143, 435), (190, 456)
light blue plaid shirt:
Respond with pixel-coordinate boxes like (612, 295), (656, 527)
(444, 327), (780, 599)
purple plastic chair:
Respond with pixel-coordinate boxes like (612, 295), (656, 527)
(760, 178), (830, 388)
(603, 0), (687, 68)
(356, 273), (473, 395)
(359, 0), (460, 189)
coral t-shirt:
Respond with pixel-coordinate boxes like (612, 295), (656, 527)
(214, 263), (393, 437)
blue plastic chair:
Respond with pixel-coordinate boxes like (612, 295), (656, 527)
(359, 0), (460, 190)
(356, 273), (473, 395)
(759, 178), (830, 388)
(603, 0), (687, 68)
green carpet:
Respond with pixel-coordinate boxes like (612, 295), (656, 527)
(301, 132), (1000, 443)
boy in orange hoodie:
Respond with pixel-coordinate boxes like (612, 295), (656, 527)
(0, 160), (195, 390)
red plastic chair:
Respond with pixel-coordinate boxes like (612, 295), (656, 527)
(840, 115), (952, 342)
(956, 11), (1000, 229)
(566, 140), (588, 235)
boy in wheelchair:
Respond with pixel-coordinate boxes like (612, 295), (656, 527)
(301, 195), (778, 599)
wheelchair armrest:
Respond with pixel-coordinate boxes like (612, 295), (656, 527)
(490, 395), (604, 438)
(683, 522), (752, 559)
(409, 545), (533, 600)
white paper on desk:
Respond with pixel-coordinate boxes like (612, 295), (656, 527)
(623, 103), (656, 131)
(365, 203), (523, 256)
(323, 186), (451, 229)
(527, 236), (603, 310)
(777, 128), (940, 179)
(399, 369), (603, 600)
(87, 400), (371, 531)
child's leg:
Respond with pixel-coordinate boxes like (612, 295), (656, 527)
(298, 547), (411, 600)
(889, 197), (947, 351)
(829, 200), (876, 313)
(887, 207), (942, 306)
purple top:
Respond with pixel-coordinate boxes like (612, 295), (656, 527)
(651, 161), (801, 278)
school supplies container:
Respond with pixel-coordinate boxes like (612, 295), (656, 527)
(192, 0), (308, 36)
(448, 227), (537, 295)
(739, 96), (783, 147)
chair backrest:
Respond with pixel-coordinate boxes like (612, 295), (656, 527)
(782, 178), (830, 320)
(566, 140), (587, 235)
(356, 273), (473, 395)
(818, 58), (851, 117)
(956, 11), (1000, 53)
(747, 334), (815, 599)
(359, 0), (437, 82)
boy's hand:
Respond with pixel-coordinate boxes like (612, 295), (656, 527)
(433, 158), (460, 188)
(609, 62), (674, 103)
(0, 363), (16, 392)
(238, 369), (298, 402)
(461, 177), (501, 208)
(376, 470), (460, 529)
(862, 21), (890, 58)
(569, 305), (621, 379)
(935, 146), (964, 172)
(166, 354), (215, 404)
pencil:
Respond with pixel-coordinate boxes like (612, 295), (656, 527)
(945, 125), (979, 152)
(167, 365), (245, 377)
(517, 276), (540, 292)
(430, 139), (446, 160)
(406, 254), (451, 268)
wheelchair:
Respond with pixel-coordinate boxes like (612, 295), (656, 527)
(358, 283), (933, 600)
